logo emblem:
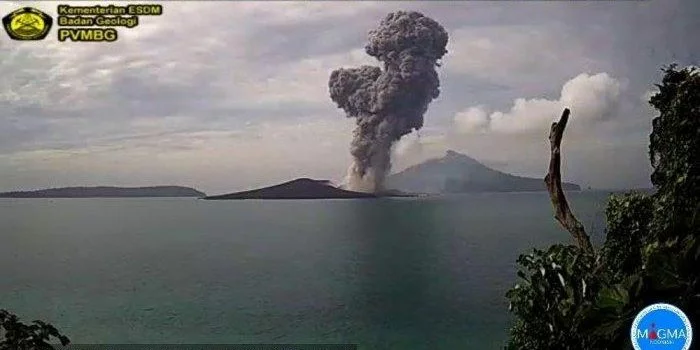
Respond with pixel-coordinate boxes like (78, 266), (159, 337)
(3, 7), (53, 40)
(631, 303), (693, 350)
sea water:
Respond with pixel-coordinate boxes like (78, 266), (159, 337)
(0, 191), (609, 349)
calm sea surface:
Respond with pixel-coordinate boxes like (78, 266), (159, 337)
(0, 192), (610, 349)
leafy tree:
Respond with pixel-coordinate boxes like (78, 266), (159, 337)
(506, 245), (600, 349)
(506, 64), (699, 349)
(0, 309), (70, 350)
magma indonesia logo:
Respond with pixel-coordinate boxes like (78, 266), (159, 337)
(631, 303), (693, 350)
(2, 7), (53, 40)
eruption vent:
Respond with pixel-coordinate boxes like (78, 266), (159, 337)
(328, 11), (448, 193)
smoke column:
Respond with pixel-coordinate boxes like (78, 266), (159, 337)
(328, 11), (448, 193)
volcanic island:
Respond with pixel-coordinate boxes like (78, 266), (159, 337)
(202, 178), (415, 200)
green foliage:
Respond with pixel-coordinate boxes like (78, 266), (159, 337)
(0, 309), (70, 350)
(648, 64), (700, 240)
(600, 192), (654, 281)
(506, 245), (599, 349)
(506, 65), (700, 349)
(580, 234), (700, 349)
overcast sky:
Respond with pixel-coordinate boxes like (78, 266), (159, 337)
(0, 0), (697, 194)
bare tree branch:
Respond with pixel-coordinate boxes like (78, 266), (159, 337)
(545, 108), (594, 253)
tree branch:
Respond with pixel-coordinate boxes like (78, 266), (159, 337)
(545, 108), (594, 254)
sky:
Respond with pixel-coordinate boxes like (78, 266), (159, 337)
(0, 0), (698, 195)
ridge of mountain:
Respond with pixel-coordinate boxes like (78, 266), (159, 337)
(387, 150), (580, 193)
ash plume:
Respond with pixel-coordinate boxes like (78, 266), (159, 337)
(328, 11), (448, 193)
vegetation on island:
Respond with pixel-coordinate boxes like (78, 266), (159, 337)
(506, 64), (700, 349)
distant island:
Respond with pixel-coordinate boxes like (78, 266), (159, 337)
(205, 151), (581, 200)
(204, 178), (415, 200)
(387, 150), (581, 193)
(1, 151), (581, 199)
(0, 186), (205, 198)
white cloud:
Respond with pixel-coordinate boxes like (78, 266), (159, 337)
(391, 129), (450, 172)
(454, 73), (623, 135)
(560, 73), (623, 121)
(453, 106), (490, 134)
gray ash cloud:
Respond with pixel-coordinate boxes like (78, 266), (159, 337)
(328, 11), (448, 193)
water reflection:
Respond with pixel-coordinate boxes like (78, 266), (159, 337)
(340, 198), (453, 347)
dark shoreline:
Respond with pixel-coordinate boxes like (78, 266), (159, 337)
(0, 186), (205, 198)
(202, 178), (418, 200)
